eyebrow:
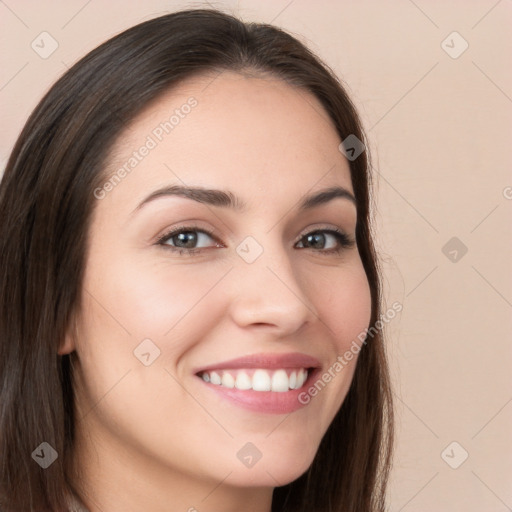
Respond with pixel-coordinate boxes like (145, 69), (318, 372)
(131, 184), (356, 215)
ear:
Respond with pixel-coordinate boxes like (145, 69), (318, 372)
(58, 315), (78, 355)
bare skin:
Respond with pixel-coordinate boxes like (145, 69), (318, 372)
(60, 71), (372, 512)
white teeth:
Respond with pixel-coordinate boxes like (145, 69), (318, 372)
(271, 369), (289, 392)
(210, 371), (221, 385)
(289, 371), (297, 389)
(297, 368), (307, 388)
(200, 368), (310, 392)
(235, 371), (252, 390)
(252, 369), (271, 391)
(221, 372), (235, 388)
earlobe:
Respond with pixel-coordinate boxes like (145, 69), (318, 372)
(57, 337), (75, 356)
(58, 318), (78, 355)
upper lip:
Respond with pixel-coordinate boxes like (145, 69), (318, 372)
(193, 352), (322, 374)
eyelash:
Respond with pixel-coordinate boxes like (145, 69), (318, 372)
(155, 224), (355, 256)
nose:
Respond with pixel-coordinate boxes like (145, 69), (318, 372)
(227, 242), (318, 336)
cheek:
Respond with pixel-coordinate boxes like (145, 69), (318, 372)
(312, 263), (373, 350)
(74, 255), (235, 468)
(77, 251), (233, 385)
(300, 262), (372, 425)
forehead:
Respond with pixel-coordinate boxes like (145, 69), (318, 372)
(102, 71), (354, 213)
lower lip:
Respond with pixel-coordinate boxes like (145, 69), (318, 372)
(196, 368), (320, 414)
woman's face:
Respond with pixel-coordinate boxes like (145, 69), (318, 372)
(66, 71), (372, 498)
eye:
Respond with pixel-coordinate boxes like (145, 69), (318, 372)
(156, 225), (355, 256)
(295, 229), (355, 254)
(156, 225), (221, 255)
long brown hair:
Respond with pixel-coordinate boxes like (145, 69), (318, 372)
(0, 8), (393, 511)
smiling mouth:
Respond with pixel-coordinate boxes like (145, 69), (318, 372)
(196, 367), (312, 392)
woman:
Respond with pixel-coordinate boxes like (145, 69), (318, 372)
(0, 8), (393, 512)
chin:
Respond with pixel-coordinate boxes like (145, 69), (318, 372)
(224, 443), (318, 488)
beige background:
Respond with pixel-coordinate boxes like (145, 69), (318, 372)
(1, 0), (511, 510)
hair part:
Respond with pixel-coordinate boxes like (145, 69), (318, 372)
(0, 8), (393, 511)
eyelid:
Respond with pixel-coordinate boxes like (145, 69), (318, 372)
(156, 223), (351, 243)
(294, 223), (348, 242)
(155, 223), (223, 248)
